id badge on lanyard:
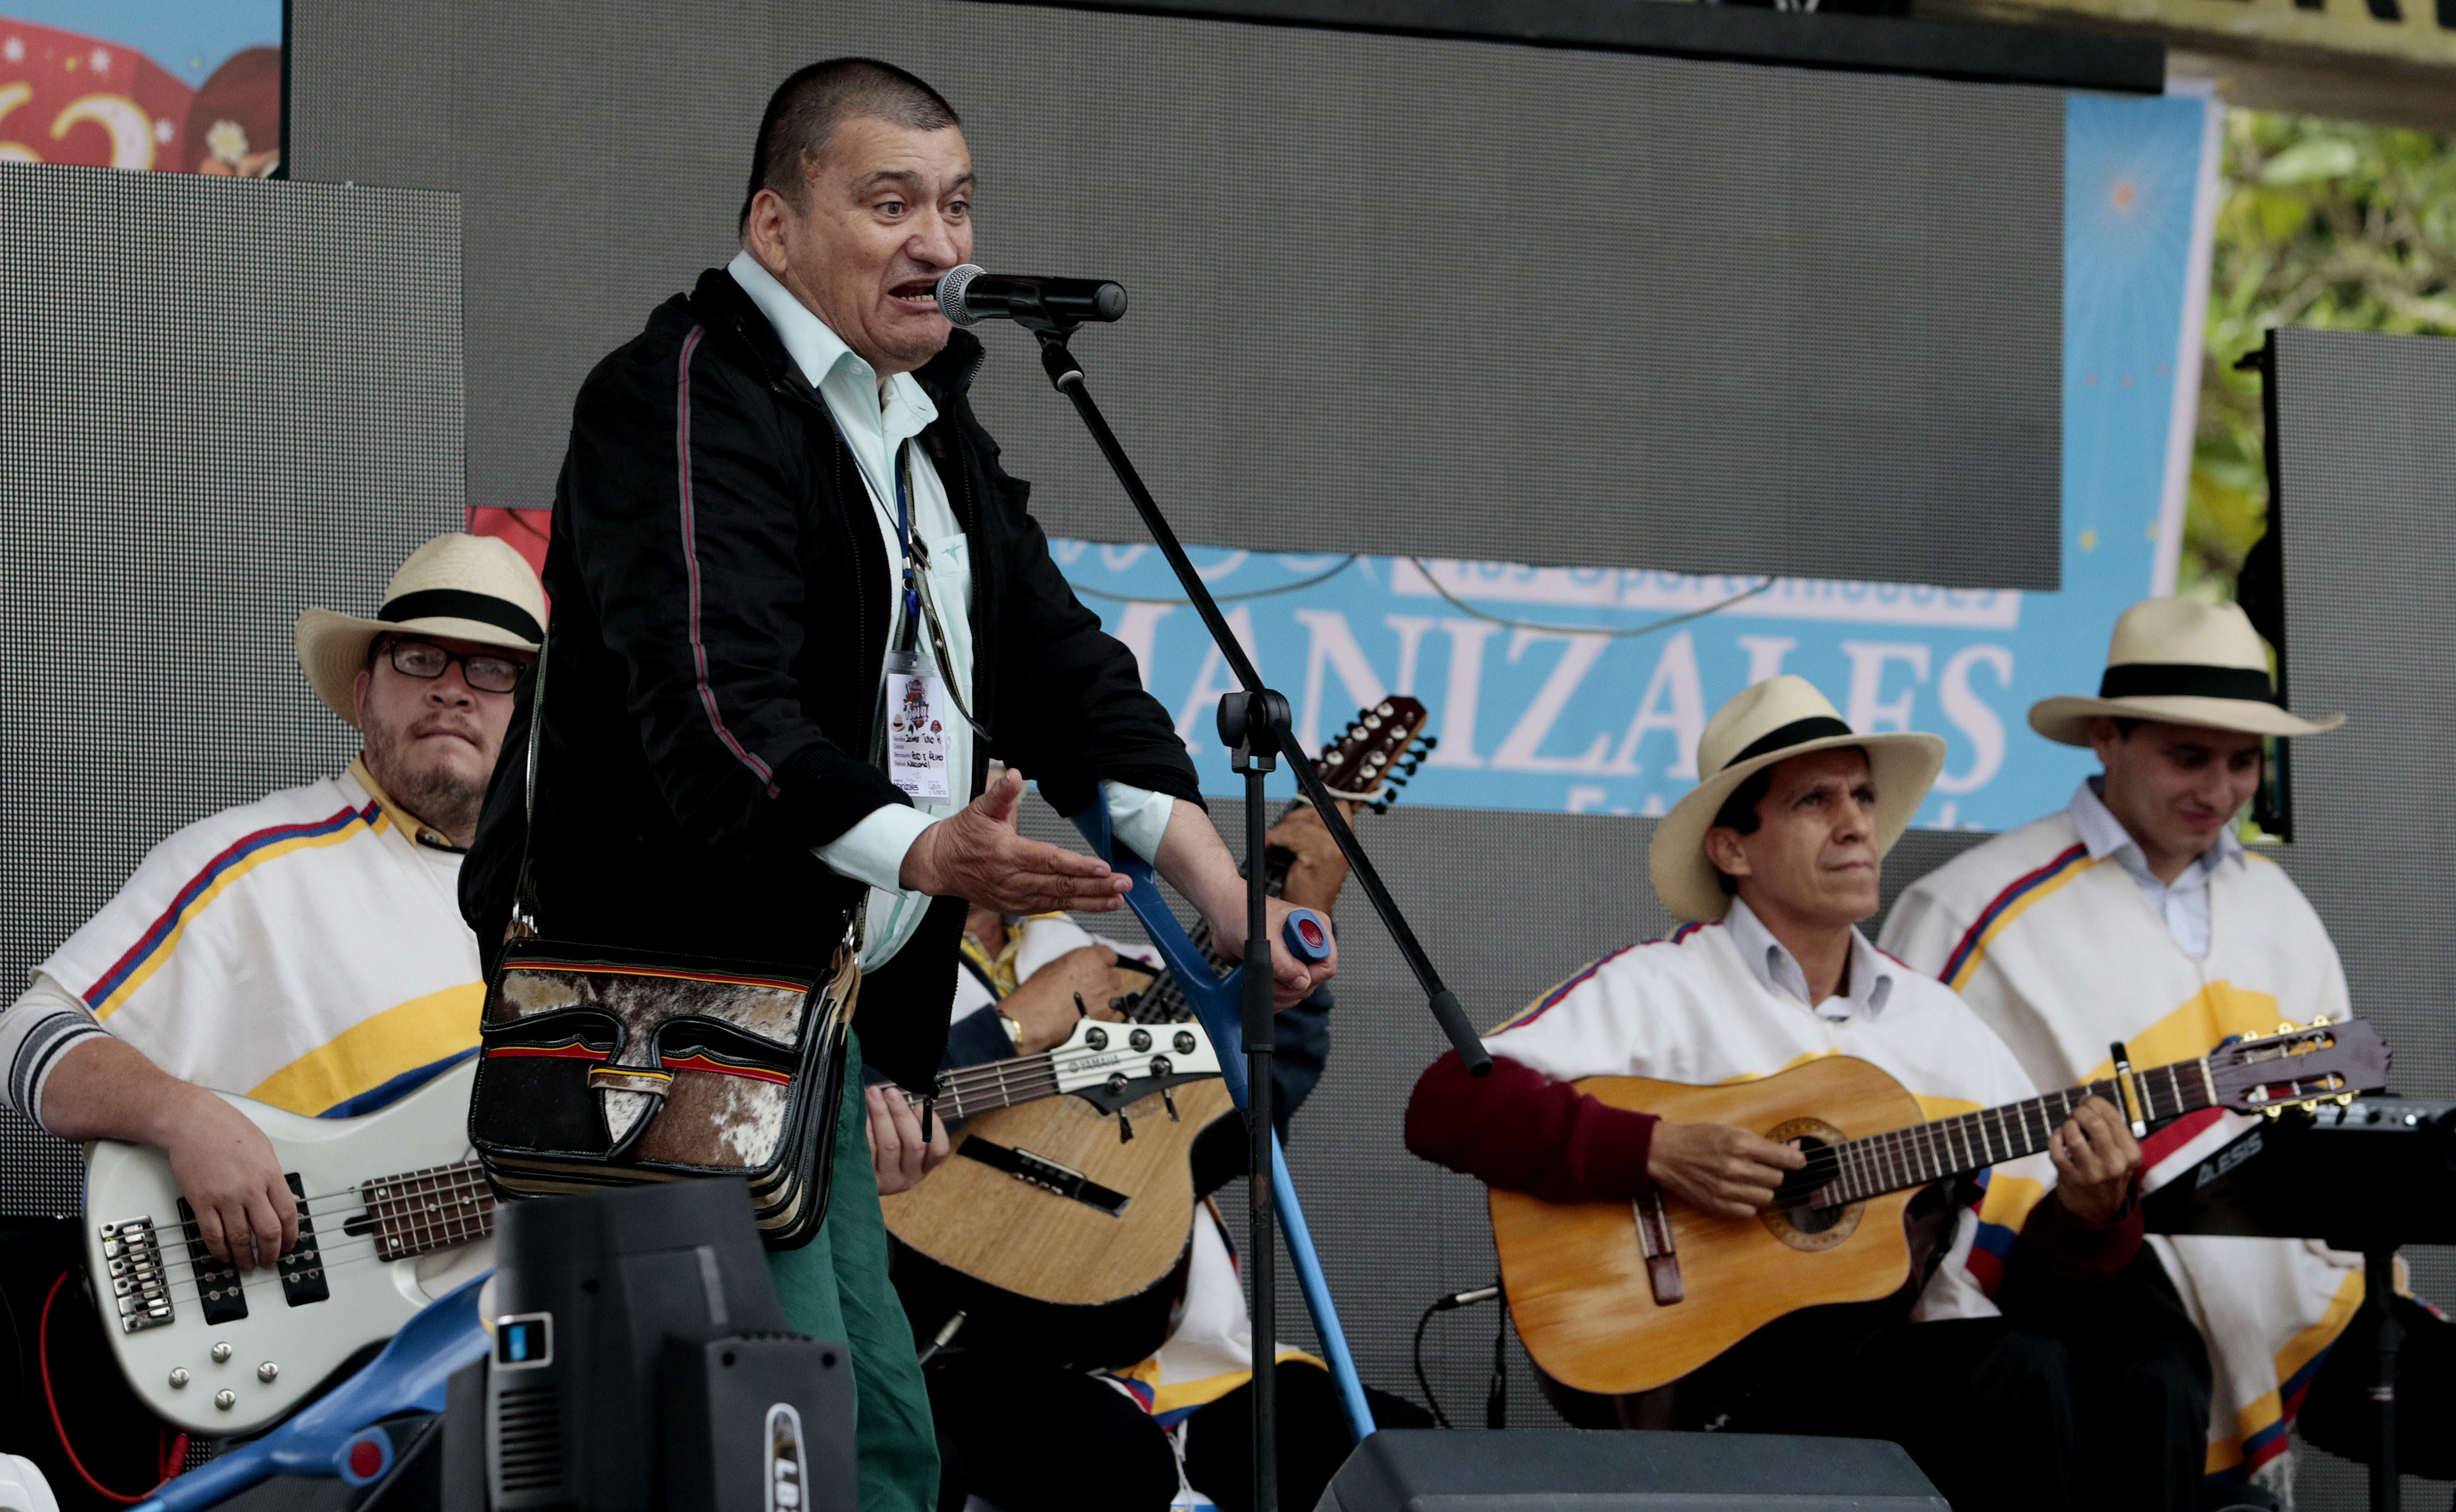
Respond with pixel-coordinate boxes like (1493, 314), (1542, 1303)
(882, 442), (952, 801)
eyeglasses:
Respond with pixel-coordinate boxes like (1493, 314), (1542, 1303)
(382, 637), (527, 694)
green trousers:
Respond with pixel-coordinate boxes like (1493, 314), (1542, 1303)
(767, 1034), (938, 1512)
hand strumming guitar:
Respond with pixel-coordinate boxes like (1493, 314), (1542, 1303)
(1000, 943), (1127, 1055)
(1646, 1121), (1807, 1219)
(41, 1036), (298, 1270)
(2046, 1094), (2140, 1224)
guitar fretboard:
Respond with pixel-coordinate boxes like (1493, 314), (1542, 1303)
(360, 1160), (496, 1261)
(1785, 1058), (2216, 1209)
(930, 1052), (1064, 1121)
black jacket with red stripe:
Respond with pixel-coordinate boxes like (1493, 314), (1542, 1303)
(461, 267), (1200, 1087)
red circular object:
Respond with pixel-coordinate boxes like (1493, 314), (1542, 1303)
(1298, 919), (1324, 947)
(349, 1439), (386, 1479)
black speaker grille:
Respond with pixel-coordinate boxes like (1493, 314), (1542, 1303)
(490, 1382), (564, 1494)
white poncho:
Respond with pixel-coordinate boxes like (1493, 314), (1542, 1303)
(1883, 802), (2362, 1489)
(2, 760), (484, 1123)
(1486, 901), (2060, 1320)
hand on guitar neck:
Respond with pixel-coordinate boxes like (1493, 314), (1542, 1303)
(2041, 1095), (2139, 1224)
(1264, 801), (1354, 914)
(867, 1083), (952, 1196)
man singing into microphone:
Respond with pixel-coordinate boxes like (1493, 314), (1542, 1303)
(462, 59), (1334, 1512)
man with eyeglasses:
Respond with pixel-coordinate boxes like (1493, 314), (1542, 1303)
(0, 533), (542, 1275)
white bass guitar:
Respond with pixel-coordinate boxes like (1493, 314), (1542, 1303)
(83, 1057), (493, 1434)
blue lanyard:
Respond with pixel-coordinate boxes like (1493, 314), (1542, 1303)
(818, 402), (923, 658)
(893, 440), (921, 643)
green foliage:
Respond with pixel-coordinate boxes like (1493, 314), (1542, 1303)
(2186, 111), (2456, 597)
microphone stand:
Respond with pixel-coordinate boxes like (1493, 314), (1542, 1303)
(1007, 310), (1491, 1512)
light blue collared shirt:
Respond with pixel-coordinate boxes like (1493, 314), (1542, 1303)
(2067, 777), (2243, 959)
(1723, 896), (1896, 1023)
(725, 253), (1172, 967)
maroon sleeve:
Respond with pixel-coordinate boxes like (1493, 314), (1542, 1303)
(2000, 1179), (2143, 1312)
(1403, 1050), (1658, 1204)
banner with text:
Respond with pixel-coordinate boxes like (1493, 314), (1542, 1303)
(1055, 92), (2222, 834)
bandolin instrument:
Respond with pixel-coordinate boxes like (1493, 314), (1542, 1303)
(881, 698), (1431, 1317)
(1492, 1019), (2389, 1397)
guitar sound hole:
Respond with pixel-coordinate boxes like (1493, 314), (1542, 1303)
(1777, 1136), (1847, 1235)
(1756, 1122), (1863, 1252)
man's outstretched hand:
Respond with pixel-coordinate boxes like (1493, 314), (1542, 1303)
(899, 768), (1131, 914)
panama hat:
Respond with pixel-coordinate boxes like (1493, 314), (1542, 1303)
(295, 533), (546, 728)
(2027, 598), (2344, 748)
(1649, 675), (1946, 923)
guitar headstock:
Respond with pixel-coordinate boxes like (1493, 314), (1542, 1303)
(1314, 696), (1432, 814)
(2208, 1018), (2390, 1118)
(1049, 1014), (1223, 1112)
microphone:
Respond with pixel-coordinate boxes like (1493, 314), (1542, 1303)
(936, 265), (1127, 329)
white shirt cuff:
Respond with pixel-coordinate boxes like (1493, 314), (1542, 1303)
(1102, 781), (1176, 864)
(813, 804), (938, 893)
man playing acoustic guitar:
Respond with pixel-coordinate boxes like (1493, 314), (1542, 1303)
(1881, 597), (2451, 1501)
(871, 792), (1427, 1512)
(1407, 675), (2206, 1511)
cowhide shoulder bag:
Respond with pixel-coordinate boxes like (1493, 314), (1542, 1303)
(467, 633), (858, 1249)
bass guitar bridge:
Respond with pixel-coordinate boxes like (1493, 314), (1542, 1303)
(98, 1217), (174, 1333)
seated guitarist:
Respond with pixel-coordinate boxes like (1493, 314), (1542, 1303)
(1407, 676), (2203, 1512)
(870, 796), (1419, 1512)
(1881, 597), (2450, 1499)
(0, 534), (539, 1278)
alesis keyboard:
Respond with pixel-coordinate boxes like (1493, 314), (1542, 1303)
(2143, 1095), (2456, 1250)
(2144, 1093), (2456, 1512)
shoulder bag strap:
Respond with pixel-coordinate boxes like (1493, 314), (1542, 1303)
(510, 631), (550, 936)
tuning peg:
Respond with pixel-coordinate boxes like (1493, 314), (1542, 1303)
(1422, 736), (1440, 748)
(2336, 1093), (2356, 1107)
(2262, 1107), (2283, 1120)
(1371, 800), (1391, 815)
(2309, 1015), (2332, 1026)
(2277, 1022), (2297, 1036)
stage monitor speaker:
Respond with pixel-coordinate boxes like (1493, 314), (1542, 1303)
(1314, 1429), (1947, 1510)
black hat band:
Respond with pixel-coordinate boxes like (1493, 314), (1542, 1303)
(2097, 662), (2276, 704)
(1721, 716), (1854, 773)
(379, 588), (544, 644)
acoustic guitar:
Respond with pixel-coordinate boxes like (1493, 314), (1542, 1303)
(880, 697), (1431, 1321)
(1491, 1018), (2388, 1397)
